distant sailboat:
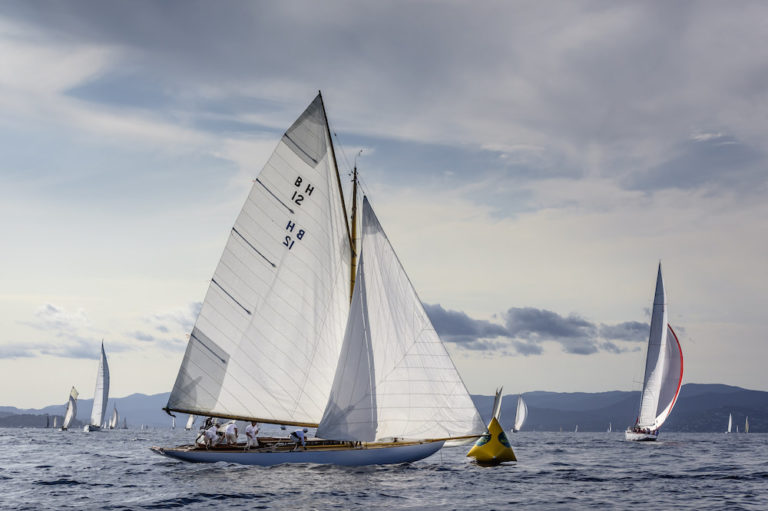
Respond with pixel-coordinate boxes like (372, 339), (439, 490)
(109, 405), (119, 429)
(185, 414), (196, 431)
(152, 94), (485, 466)
(726, 413), (732, 434)
(512, 396), (527, 432)
(61, 387), (78, 431)
(625, 264), (684, 442)
(84, 341), (110, 432)
(607, 422), (612, 433)
(171, 416), (176, 430)
(122, 418), (128, 429)
(574, 425), (578, 433)
(53, 416), (58, 429)
(745, 416), (750, 433)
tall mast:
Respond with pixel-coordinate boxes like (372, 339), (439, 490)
(349, 164), (358, 301)
(317, 91), (353, 258)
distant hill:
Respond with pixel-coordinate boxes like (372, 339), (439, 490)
(2, 384), (765, 431)
(474, 383), (767, 433)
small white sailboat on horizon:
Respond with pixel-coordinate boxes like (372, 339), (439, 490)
(726, 413), (732, 434)
(185, 414), (196, 431)
(607, 422), (612, 433)
(84, 341), (110, 432)
(60, 387), (78, 431)
(745, 416), (750, 433)
(109, 405), (119, 429)
(625, 264), (684, 442)
(151, 93), (485, 466)
(512, 395), (527, 432)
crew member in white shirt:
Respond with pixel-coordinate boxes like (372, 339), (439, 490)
(290, 428), (308, 450)
(245, 421), (260, 449)
(224, 421), (238, 446)
(203, 422), (219, 449)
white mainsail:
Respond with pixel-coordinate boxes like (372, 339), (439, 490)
(166, 94), (352, 427)
(53, 416), (58, 428)
(109, 406), (119, 429)
(745, 416), (750, 433)
(513, 396), (527, 432)
(727, 413), (732, 433)
(634, 264), (684, 431)
(89, 342), (110, 428)
(62, 387), (78, 429)
(316, 198), (484, 442)
(185, 414), (196, 430)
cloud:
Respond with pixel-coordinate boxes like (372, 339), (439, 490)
(425, 303), (647, 356)
(145, 302), (201, 334)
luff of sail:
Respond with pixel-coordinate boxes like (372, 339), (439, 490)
(90, 342), (110, 428)
(166, 94), (352, 427)
(63, 387), (78, 429)
(514, 396), (527, 432)
(316, 197), (485, 442)
(635, 264), (684, 431)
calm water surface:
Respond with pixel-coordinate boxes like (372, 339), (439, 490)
(1, 428), (766, 510)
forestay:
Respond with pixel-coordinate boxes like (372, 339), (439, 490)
(636, 265), (683, 430)
(317, 198), (485, 442)
(166, 94), (351, 426)
(90, 342), (110, 427)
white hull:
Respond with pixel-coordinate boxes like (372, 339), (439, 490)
(151, 440), (444, 466)
(624, 430), (658, 442)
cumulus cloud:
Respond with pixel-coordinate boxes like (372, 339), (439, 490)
(426, 303), (648, 356)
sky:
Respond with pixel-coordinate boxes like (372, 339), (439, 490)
(1, 1), (766, 409)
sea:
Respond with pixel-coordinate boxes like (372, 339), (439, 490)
(1, 428), (766, 510)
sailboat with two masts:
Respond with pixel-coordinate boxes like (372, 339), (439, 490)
(151, 93), (484, 466)
(625, 264), (684, 441)
(60, 387), (78, 431)
(84, 342), (110, 432)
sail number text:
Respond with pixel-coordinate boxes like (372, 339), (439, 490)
(291, 176), (315, 206)
(284, 220), (306, 250)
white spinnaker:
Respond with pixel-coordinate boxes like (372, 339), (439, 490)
(514, 396), (527, 431)
(167, 94), (351, 426)
(90, 342), (110, 427)
(63, 387), (78, 429)
(317, 198), (485, 442)
(637, 264), (668, 428)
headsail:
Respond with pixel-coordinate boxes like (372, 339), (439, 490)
(514, 396), (527, 432)
(63, 387), (78, 429)
(90, 342), (110, 428)
(166, 94), (352, 427)
(636, 264), (683, 430)
(317, 197), (485, 442)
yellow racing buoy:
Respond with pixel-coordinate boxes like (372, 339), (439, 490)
(467, 417), (516, 465)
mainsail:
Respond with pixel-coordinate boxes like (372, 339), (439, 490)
(316, 198), (484, 442)
(63, 386), (78, 429)
(89, 342), (110, 428)
(514, 396), (527, 432)
(185, 414), (196, 430)
(166, 94), (352, 426)
(727, 413), (732, 433)
(635, 264), (684, 430)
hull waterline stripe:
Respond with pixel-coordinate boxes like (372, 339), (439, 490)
(211, 279), (251, 315)
(232, 227), (275, 268)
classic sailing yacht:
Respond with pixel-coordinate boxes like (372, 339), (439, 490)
(84, 342), (110, 432)
(151, 93), (484, 466)
(512, 395), (527, 432)
(625, 264), (684, 441)
(61, 387), (78, 431)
